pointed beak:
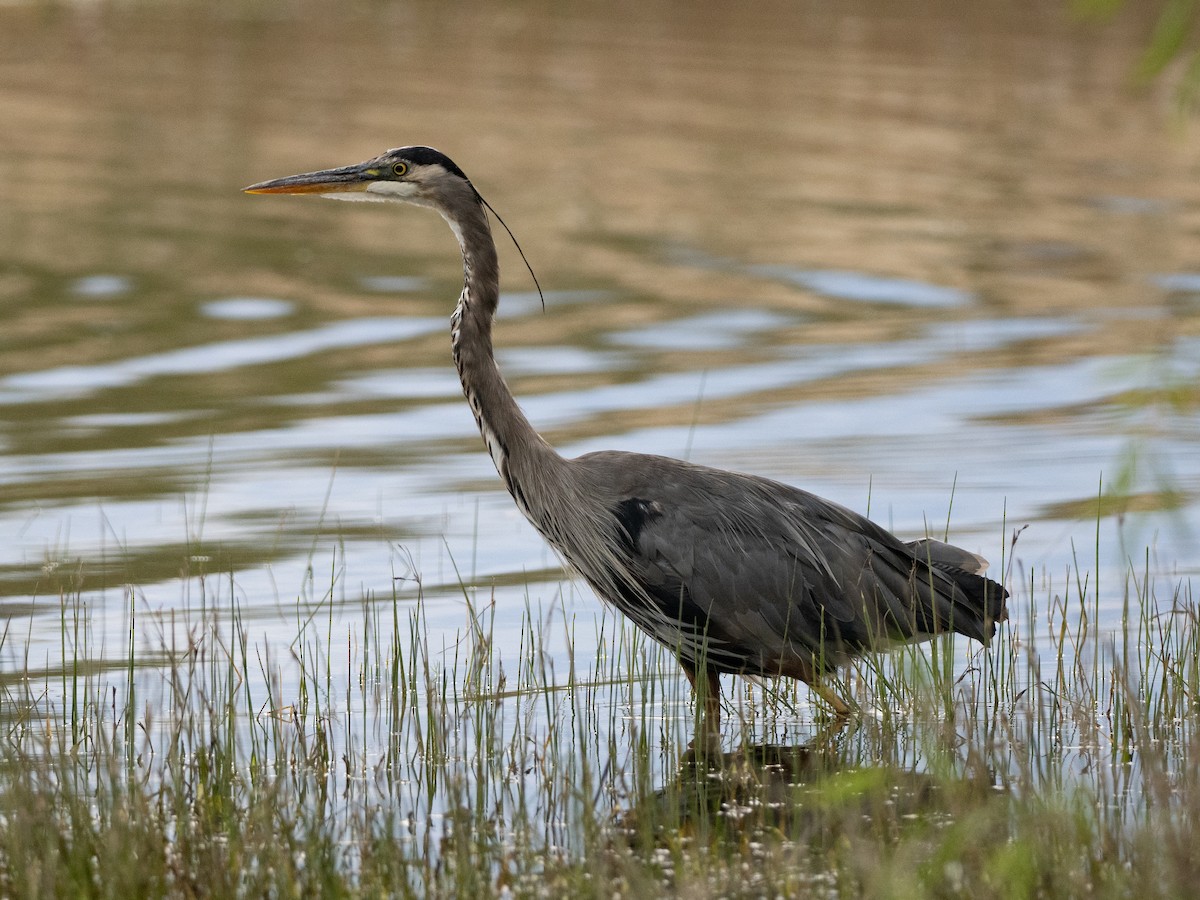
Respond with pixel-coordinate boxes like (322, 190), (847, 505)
(243, 162), (374, 195)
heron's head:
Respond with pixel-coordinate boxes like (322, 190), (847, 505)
(244, 146), (477, 211)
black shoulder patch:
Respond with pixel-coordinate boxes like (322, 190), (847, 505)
(614, 498), (661, 552)
(388, 146), (470, 182)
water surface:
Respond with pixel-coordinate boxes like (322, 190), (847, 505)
(1, 0), (1197, 728)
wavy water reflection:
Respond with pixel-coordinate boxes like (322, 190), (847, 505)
(0, 1), (1197, 750)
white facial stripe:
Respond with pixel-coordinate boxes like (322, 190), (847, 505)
(320, 191), (390, 203)
(365, 181), (420, 198)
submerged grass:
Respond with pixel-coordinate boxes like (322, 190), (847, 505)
(0, 538), (1197, 898)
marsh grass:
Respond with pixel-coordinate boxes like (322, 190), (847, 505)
(0, 538), (1198, 898)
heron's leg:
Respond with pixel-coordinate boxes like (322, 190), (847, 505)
(680, 659), (722, 735)
(810, 680), (854, 720)
(782, 657), (855, 721)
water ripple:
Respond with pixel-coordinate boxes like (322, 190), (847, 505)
(748, 266), (973, 307)
(0, 317), (444, 405)
(609, 309), (795, 350)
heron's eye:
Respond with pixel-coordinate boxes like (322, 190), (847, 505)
(392, 162), (408, 177)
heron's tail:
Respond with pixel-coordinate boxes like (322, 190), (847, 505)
(909, 539), (1010, 644)
(949, 568), (1008, 643)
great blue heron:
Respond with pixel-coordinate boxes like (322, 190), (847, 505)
(245, 146), (1009, 731)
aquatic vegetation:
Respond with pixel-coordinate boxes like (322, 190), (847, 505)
(0, 539), (1195, 898)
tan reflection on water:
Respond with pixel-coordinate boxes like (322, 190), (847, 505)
(0, 0), (1196, 631)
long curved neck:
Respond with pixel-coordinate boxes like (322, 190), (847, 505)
(442, 195), (562, 517)
(437, 186), (635, 600)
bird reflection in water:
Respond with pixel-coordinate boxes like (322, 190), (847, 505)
(614, 738), (997, 849)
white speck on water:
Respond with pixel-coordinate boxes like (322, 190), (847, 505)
(71, 274), (132, 298)
(202, 297), (296, 320)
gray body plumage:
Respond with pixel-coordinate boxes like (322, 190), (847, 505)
(570, 453), (1002, 677)
(245, 146), (1009, 727)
